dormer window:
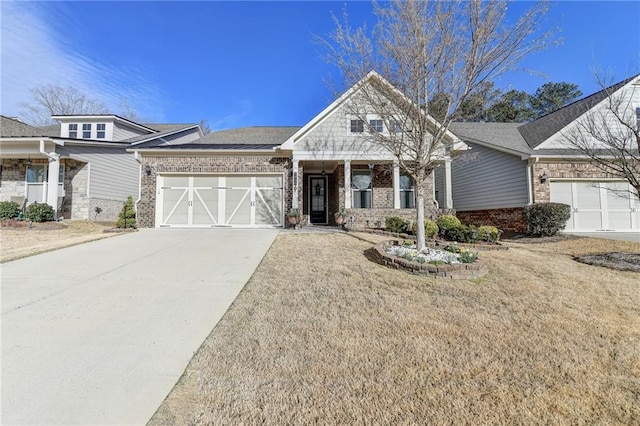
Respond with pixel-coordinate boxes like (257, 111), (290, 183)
(82, 124), (92, 138)
(69, 124), (78, 138)
(350, 119), (364, 133)
(369, 119), (383, 133)
(97, 123), (106, 139)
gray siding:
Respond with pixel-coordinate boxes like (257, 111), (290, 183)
(58, 146), (139, 201)
(161, 129), (201, 145)
(451, 143), (528, 211)
(113, 123), (148, 141)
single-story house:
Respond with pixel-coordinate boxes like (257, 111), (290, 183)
(130, 71), (462, 229)
(441, 74), (640, 233)
(0, 114), (201, 221)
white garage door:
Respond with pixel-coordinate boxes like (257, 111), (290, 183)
(157, 174), (283, 228)
(550, 181), (639, 232)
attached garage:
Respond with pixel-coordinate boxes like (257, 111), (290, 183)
(550, 180), (639, 232)
(156, 174), (283, 228)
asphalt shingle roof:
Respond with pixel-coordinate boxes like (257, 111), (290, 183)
(137, 143), (280, 150)
(449, 122), (531, 154)
(200, 126), (301, 145)
(518, 74), (639, 148)
(0, 116), (47, 137)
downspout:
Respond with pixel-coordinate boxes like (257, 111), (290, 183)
(526, 157), (538, 205)
(133, 151), (142, 214)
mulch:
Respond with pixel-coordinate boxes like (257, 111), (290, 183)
(575, 252), (640, 273)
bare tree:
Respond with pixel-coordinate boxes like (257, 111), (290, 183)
(562, 72), (640, 200)
(320, 0), (554, 249)
(199, 119), (212, 135)
(20, 84), (108, 126)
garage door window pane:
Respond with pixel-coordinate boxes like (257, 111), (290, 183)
(255, 176), (281, 188)
(163, 176), (189, 187)
(193, 176), (219, 188)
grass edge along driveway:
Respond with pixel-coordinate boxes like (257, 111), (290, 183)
(150, 232), (640, 425)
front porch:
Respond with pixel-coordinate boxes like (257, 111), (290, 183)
(291, 159), (453, 228)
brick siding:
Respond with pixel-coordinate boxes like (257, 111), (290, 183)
(456, 207), (526, 233)
(532, 160), (614, 203)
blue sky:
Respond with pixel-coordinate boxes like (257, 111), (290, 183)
(1, 1), (639, 129)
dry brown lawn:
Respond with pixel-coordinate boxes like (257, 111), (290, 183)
(150, 232), (640, 425)
(0, 220), (116, 263)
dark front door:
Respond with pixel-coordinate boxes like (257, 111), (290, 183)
(309, 176), (327, 224)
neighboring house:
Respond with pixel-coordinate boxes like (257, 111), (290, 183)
(130, 72), (463, 229)
(442, 74), (640, 233)
(0, 115), (201, 221)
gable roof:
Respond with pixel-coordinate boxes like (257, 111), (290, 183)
(518, 74), (640, 148)
(281, 70), (461, 150)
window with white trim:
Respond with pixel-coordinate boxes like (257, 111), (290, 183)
(352, 169), (372, 208)
(369, 119), (383, 132)
(400, 173), (415, 208)
(25, 164), (64, 203)
(350, 119), (364, 133)
(391, 119), (403, 134)
(69, 124), (78, 138)
(82, 124), (92, 138)
(97, 123), (106, 139)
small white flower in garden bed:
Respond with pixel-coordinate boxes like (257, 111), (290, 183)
(386, 244), (478, 264)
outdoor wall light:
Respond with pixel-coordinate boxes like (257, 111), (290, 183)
(145, 164), (152, 176)
(539, 172), (548, 184)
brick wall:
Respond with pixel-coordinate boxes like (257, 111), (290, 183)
(456, 207), (526, 233)
(138, 155), (291, 228)
(532, 161), (613, 203)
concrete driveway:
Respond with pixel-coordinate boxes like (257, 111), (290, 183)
(1, 228), (278, 425)
(568, 232), (640, 243)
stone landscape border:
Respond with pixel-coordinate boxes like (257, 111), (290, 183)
(370, 240), (489, 279)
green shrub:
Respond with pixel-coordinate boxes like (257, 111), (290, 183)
(436, 215), (461, 233)
(459, 249), (479, 263)
(446, 224), (479, 243)
(0, 201), (21, 220)
(478, 225), (500, 242)
(411, 219), (439, 239)
(116, 196), (136, 228)
(25, 202), (55, 222)
(523, 203), (571, 236)
(385, 216), (409, 233)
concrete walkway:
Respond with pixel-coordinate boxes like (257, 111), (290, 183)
(1, 228), (278, 425)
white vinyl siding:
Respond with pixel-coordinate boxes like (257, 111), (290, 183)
(57, 146), (138, 201)
(450, 142), (528, 211)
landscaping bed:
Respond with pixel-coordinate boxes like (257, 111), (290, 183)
(370, 240), (488, 279)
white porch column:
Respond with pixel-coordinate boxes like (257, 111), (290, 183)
(46, 154), (61, 212)
(291, 158), (299, 209)
(444, 157), (453, 209)
(344, 160), (351, 209)
(393, 160), (400, 209)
